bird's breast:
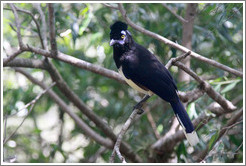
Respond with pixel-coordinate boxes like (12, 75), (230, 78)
(118, 66), (153, 96)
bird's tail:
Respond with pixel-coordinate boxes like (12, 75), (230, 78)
(170, 99), (199, 146)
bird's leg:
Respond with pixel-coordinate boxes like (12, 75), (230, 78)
(133, 95), (150, 114)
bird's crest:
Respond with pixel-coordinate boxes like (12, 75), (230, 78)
(110, 21), (128, 31)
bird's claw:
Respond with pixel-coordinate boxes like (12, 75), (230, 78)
(134, 104), (144, 114)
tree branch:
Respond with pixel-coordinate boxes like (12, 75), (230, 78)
(9, 4), (25, 49)
(5, 6), (45, 49)
(162, 3), (188, 23)
(14, 68), (114, 149)
(3, 58), (48, 69)
(33, 3), (48, 50)
(118, 3), (243, 78)
(17, 44), (125, 83)
(197, 108), (243, 162)
(151, 94), (241, 154)
(173, 61), (237, 112)
(110, 95), (150, 163)
(102, 3), (119, 10)
(3, 49), (24, 65)
(3, 81), (56, 145)
(48, 4), (57, 55)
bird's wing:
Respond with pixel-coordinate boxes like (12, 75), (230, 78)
(122, 46), (179, 103)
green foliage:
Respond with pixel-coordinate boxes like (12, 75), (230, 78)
(3, 3), (243, 163)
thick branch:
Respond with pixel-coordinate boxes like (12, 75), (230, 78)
(151, 95), (241, 153)
(3, 50), (24, 65)
(23, 44), (125, 83)
(4, 57), (141, 162)
(43, 60), (141, 162)
(15, 68), (114, 149)
(48, 4), (57, 55)
(174, 61), (237, 112)
(118, 3), (243, 78)
(3, 58), (48, 69)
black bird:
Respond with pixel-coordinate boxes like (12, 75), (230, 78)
(109, 21), (199, 146)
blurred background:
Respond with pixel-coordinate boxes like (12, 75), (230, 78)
(2, 3), (243, 163)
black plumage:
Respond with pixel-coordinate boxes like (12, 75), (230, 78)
(109, 21), (199, 145)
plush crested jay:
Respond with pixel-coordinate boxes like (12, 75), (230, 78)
(109, 21), (199, 146)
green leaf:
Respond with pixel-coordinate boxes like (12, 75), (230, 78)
(221, 79), (241, 93)
(208, 130), (220, 151)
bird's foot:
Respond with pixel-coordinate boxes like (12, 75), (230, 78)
(133, 103), (144, 114)
(133, 95), (150, 115)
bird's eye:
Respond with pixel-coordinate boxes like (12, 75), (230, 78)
(121, 35), (125, 39)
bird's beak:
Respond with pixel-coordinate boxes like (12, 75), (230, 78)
(110, 39), (116, 46)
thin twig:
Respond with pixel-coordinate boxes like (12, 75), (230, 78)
(165, 51), (191, 69)
(5, 6), (45, 49)
(88, 146), (107, 163)
(151, 94), (241, 153)
(33, 3), (48, 50)
(198, 108), (243, 162)
(146, 109), (160, 139)
(110, 95), (150, 163)
(102, 3), (119, 10)
(9, 4), (25, 50)
(15, 68), (114, 149)
(118, 3), (243, 78)
(3, 81), (56, 145)
(162, 3), (188, 23)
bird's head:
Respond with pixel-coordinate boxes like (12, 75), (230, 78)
(110, 21), (133, 48)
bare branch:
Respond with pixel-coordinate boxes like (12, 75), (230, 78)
(102, 3), (119, 10)
(3, 49), (24, 65)
(3, 58), (47, 69)
(146, 109), (161, 139)
(9, 4), (25, 49)
(174, 61), (237, 112)
(118, 3), (243, 78)
(48, 4), (57, 55)
(165, 51), (191, 69)
(162, 3), (188, 23)
(110, 108), (139, 163)
(15, 68), (114, 149)
(33, 3), (48, 50)
(3, 81), (56, 145)
(22, 44), (125, 83)
(110, 95), (150, 163)
(178, 88), (205, 104)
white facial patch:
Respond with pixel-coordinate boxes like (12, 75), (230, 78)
(121, 30), (126, 35)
